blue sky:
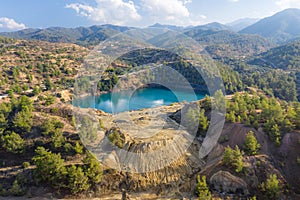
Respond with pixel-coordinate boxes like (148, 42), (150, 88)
(0, 0), (299, 31)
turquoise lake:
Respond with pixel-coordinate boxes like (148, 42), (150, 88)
(73, 88), (206, 113)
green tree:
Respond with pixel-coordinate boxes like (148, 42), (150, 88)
(33, 86), (40, 96)
(184, 106), (200, 133)
(202, 95), (212, 110)
(244, 131), (260, 155)
(226, 111), (236, 123)
(270, 124), (281, 146)
(67, 165), (90, 194)
(45, 77), (53, 91)
(84, 153), (102, 185)
(13, 110), (33, 133)
(0, 113), (8, 132)
(45, 95), (55, 106)
(281, 118), (294, 133)
(223, 145), (245, 173)
(74, 141), (83, 154)
(295, 104), (300, 129)
(261, 174), (281, 199)
(41, 118), (64, 135)
(232, 145), (245, 173)
(18, 95), (34, 112)
(199, 109), (209, 135)
(1, 132), (25, 153)
(107, 128), (124, 148)
(51, 130), (65, 148)
(197, 175), (211, 200)
(213, 90), (226, 113)
(9, 180), (25, 196)
(223, 146), (234, 165)
(32, 147), (66, 187)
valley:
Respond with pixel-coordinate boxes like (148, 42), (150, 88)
(0, 7), (300, 200)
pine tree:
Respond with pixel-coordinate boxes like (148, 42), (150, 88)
(13, 110), (33, 133)
(261, 174), (281, 199)
(232, 145), (245, 173)
(197, 175), (211, 200)
(226, 111), (236, 123)
(1, 132), (25, 154)
(223, 146), (234, 165)
(32, 147), (67, 187)
(223, 145), (245, 173)
(244, 131), (260, 155)
(213, 90), (226, 113)
(84, 153), (102, 185)
(199, 109), (209, 135)
(67, 165), (90, 194)
(270, 124), (281, 145)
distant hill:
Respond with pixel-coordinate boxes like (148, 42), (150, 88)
(227, 18), (259, 32)
(248, 40), (300, 70)
(185, 29), (274, 60)
(191, 22), (231, 32)
(248, 39), (300, 100)
(148, 23), (185, 31)
(0, 22), (273, 59)
(0, 25), (133, 46)
(240, 8), (300, 43)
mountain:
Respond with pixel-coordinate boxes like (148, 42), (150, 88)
(247, 40), (300, 100)
(227, 18), (259, 31)
(248, 40), (300, 70)
(0, 25), (133, 46)
(148, 23), (184, 31)
(192, 22), (231, 31)
(0, 22), (273, 59)
(184, 28), (274, 60)
(240, 8), (300, 43)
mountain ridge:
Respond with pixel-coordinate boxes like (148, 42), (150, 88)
(240, 8), (300, 43)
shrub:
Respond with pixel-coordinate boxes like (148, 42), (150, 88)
(83, 153), (102, 185)
(22, 162), (30, 169)
(32, 147), (66, 187)
(41, 118), (64, 135)
(244, 131), (260, 155)
(13, 110), (33, 133)
(67, 165), (90, 194)
(74, 141), (83, 154)
(261, 174), (281, 199)
(9, 180), (25, 196)
(51, 130), (65, 148)
(44, 95), (55, 106)
(64, 143), (73, 153)
(1, 132), (25, 154)
(223, 145), (245, 173)
(107, 129), (124, 148)
(196, 175), (211, 200)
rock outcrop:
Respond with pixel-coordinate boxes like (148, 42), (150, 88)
(209, 170), (248, 195)
(92, 104), (207, 198)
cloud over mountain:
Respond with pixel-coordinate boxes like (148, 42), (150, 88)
(0, 17), (26, 31)
(66, 0), (141, 25)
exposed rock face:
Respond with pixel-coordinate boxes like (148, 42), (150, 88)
(93, 104), (207, 198)
(209, 171), (248, 195)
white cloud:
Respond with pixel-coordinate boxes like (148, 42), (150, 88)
(229, 0), (239, 2)
(65, 3), (94, 17)
(200, 15), (207, 19)
(66, 0), (141, 25)
(140, 0), (192, 25)
(184, 0), (193, 5)
(66, 0), (207, 26)
(276, 0), (300, 9)
(0, 17), (26, 31)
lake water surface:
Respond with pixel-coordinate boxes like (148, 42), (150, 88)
(73, 87), (205, 113)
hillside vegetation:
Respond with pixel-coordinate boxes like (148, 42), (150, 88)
(0, 19), (300, 199)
